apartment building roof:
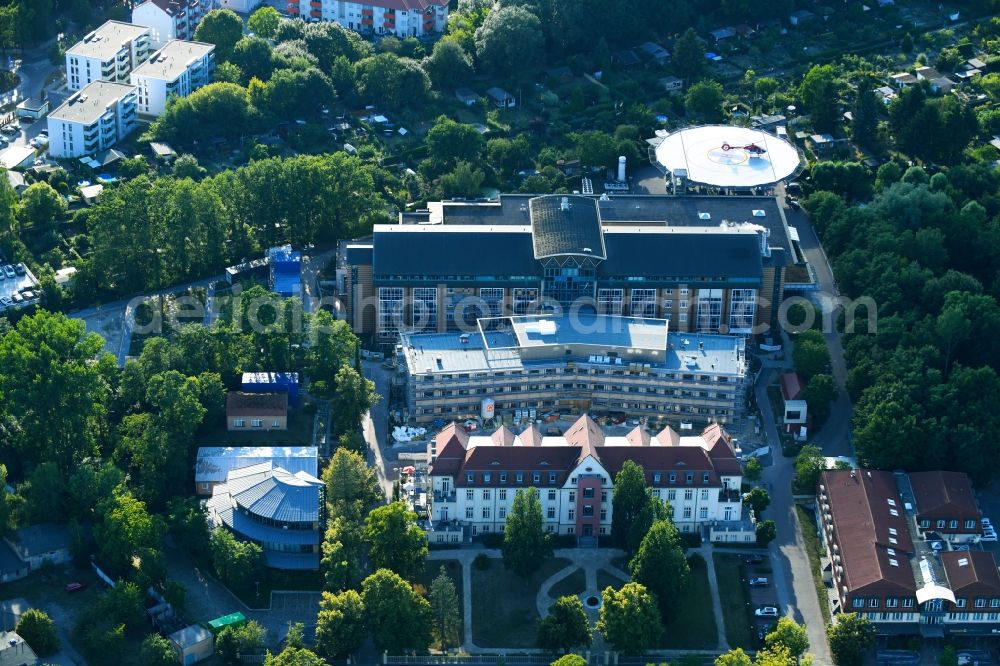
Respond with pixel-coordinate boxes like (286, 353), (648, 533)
(372, 225), (538, 280)
(131, 39), (213, 81)
(136, 0), (198, 17)
(431, 415), (741, 486)
(821, 469), (916, 593)
(499, 314), (668, 351)
(909, 471), (979, 518)
(48, 81), (136, 124)
(941, 551), (1000, 594)
(529, 195), (606, 260)
(67, 20), (149, 60)
(226, 391), (288, 417)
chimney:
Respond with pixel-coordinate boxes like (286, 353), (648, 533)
(617, 156), (626, 183)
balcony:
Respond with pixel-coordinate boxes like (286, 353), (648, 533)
(361, 17), (373, 26)
(310, 9), (321, 17)
(309, 0), (321, 7)
(433, 490), (456, 503)
(361, 8), (373, 16)
(720, 488), (742, 503)
(383, 11), (394, 18)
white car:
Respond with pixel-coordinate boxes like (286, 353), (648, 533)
(981, 533), (998, 542)
(755, 607), (779, 617)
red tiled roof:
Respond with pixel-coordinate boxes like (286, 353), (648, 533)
(657, 425), (680, 446)
(821, 469), (916, 594)
(626, 425), (651, 447)
(518, 424), (542, 447)
(226, 391), (287, 417)
(430, 423), (468, 475)
(780, 372), (805, 400)
(909, 471), (979, 518)
(491, 426), (516, 447)
(942, 551), (1000, 594)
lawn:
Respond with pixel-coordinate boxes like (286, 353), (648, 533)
(471, 557), (571, 648)
(596, 568), (627, 593)
(659, 554), (719, 650)
(796, 506), (833, 623)
(417, 559), (464, 650)
(548, 567), (586, 599)
(713, 553), (756, 649)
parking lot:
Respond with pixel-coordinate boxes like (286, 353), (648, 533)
(744, 554), (783, 646)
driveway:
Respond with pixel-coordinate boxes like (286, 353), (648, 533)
(361, 359), (396, 500)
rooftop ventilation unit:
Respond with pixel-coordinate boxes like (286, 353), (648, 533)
(560, 197), (570, 211)
(753, 209), (766, 217)
(698, 212), (711, 220)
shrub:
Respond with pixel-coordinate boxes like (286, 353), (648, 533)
(473, 553), (491, 570)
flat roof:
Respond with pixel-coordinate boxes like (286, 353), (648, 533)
(131, 39), (213, 81)
(402, 315), (744, 376)
(67, 20), (149, 60)
(494, 314), (668, 351)
(0, 145), (35, 170)
(49, 80), (136, 124)
(529, 195), (606, 260)
(653, 125), (802, 188)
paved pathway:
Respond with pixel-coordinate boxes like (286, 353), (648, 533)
(428, 548), (501, 653)
(694, 544), (730, 651)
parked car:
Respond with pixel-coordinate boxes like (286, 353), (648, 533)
(749, 577), (769, 586)
(745, 554), (765, 564)
(982, 517), (992, 528)
(0, 297), (12, 307)
(3, 265), (15, 279)
(954, 545), (970, 552)
(755, 607), (779, 617)
(930, 541), (945, 551)
(0, 125), (17, 136)
(981, 533), (998, 542)
(65, 582), (87, 593)
(14, 263), (25, 275)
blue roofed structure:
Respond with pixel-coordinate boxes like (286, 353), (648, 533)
(241, 372), (300, 407)
(267, 245), (302, 298)
(207, 462), (323, 570)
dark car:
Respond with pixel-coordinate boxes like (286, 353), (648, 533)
(65, 582), (87, 593)
(745, 554), (765, 564)
(749, 577), (769, 586)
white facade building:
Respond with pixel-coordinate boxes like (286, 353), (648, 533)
(132, 0), (217, 48)
(65, 21), (152, 91)
(287, 0), (448, 38)
(218, 0), (263, 13)
(130, 40), (215, 116)
(47, 81), (139, 158)
(427, 416), (750, 544)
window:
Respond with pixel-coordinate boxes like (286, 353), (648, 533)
(569, 491), (576, 502)
(920, 519), (930, 528)
(480, 287), (504, 317)
(466, 507), (473, 519)
(869, 598), (879, 608)
(499, 507), (506, 519)
(957, 598), (967, 608)
(500, 473), (507, 484)
(467, 473), (474, 484)
(669, 473), (676, 483)
(937, 520), (946, 529)
(482, 507), (490, 519)
(668, 490), (677, 501)
(683, 507), (692, 519)
(567, 527), (574, 535)
(516, 473), (523, 484)
(499, 489), (507, 501)
(598, 288), (623, 315)
(547, 507), (555, 519)
(886, 598), (898, 608)
(533, 472), (541, 483)
(583, 487), (595, 498)
(583, 506), (594, 517)
(549, 473), (557, 484)
(991, 599), (1000, 608)
(233, 419), (245, 428)
(631, 288), (657, 317)
(272, 419), (281, 427)
(653, 472), (661, 483)
(568, 509), (575, 520)
(728, 288), (757, 331)
(696, 289), (723, 331)
(684, 490), (693, 501)
(601, 490), (607, 501)
(853, 598), (865, 609)
(703, 472), (710, 484)
(967, 519), (977, 529)
(686, 473), (694, 484)
(699, 507), (708, 519)
(484, 473), (491, 483)
(950, 519), (958, 529)
(548, 489), (556, 501)
(600, 508), (607, 520)
(902, 598), (914, 608)
(700, 490), (709, 501)
(466, 490), (474, 500)
(483, 490), (491, 500)
(976, 598), (987, 608)
(251, 418), (263, 428)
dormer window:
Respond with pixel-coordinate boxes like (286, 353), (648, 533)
(467, 473), (474, 484)
(653, 473), (661, 483)
(703, 472), (710, 483)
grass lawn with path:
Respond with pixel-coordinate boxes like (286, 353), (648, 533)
(713, 553), (756, 649)
(548, 568), (586, 599)
(659, 554), (718, 649)
(596, 568), (626, 592)
(471, 557), (571, 648)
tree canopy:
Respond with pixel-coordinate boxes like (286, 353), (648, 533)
(502, 487), (553, 576)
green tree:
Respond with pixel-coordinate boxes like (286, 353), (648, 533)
(210, 528), (265, 596)
(362, 569), (432, 654)
(264, 646), (327, 666)
(626, 493), (671, 554)
(793, 330), (831, 380)
(743, 487), (771, 518)
(537, 595), (593, 654)
(429, 567), (461, 651)
(612, 460), (648, 547)
(439, 161), (486, 199)
(323, 448), (382, 518)
(851, 84), (879, 149)
(140, 633), (177, 666)
(316, 589), (366, 659)
(572, 131), (618, 169)
(765, 617), (809, 662)
(194, 9), (244, 62)
(503, 487), (553, 576)
(756, 520), (777, 546)
(18, 182), (66, 230)
(804, 373), (837, 426)
(231, 36), (274, 83)
(216, 621), (266, 665)
(355, 53), (430, 110)
(150, 82), (253, 145)
(939, 646), (958, 666)
(685, 80), (725, 120)
(16, 608), (59, 656)
(827, 614), (875, 666)
(596, 582), (662, 655)
(95, 492), (166, 575)
(629, 519), (690, 617)
(0, 167), (17, 234)
(744, 457), (763, 482)
(24, 461), (65, 523)
(364, 502), (428, 582)
(423, 39), (473, 89)
(248, 6), (281, 38)
(715, 648), (754, 666)
(672, 28), (704, 82)
(552, 656), (588, 666)
(321, 515), (365, 592)
(793, 445), (826, 494)
(474, 5), (544, 75)
(330, 365), (379, 441)
(101, 581), (146, 631)
(798, 64), (839, 133)
(427, 116), (484, 168)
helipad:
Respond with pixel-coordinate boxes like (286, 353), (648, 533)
(653, 125), (802, 189)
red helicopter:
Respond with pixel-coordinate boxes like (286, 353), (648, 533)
(721, 142), (767, 155)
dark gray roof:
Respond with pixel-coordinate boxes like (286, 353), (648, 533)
(600, 229), (763, 280)
(373, 226), (538, 284)
(10, 523), (70, 557)
(529, 195), (606, 260)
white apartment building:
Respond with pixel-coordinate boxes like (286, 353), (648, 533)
(47, 81), (139, 158)
(132, 0), (217, 48)
(288, 0), (448, 38)
(65, 21), (152, 91)
(218, 0), (263, 13)
(427, 415), (748, 544)
(130, 40), (215, 116)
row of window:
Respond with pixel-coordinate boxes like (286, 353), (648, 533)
(416, 402), (734, 417)
(919, 518), (978, 530)
(459, 488), (609, 502)
(464, 471), (609, 486)
(425, 368), (736, 383)
(849, 596), (1000, 610)
(232, 418), (282, 428)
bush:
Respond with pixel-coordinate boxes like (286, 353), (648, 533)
(473, 553), (491, 570)
(555, 534), (578, 548)
(15, 608), (59, 656)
